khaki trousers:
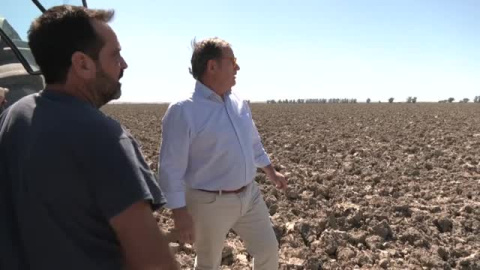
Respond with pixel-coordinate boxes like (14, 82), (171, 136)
(186, 182), (279, 270)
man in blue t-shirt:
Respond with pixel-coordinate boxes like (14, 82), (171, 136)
(0, 5), (178, 270)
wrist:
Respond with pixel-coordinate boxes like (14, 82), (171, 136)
(263, 164), (275, 176)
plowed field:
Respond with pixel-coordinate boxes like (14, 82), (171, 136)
(103, 103), (480, 270)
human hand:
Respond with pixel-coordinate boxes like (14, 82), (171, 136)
(172, 207), (195, 244)
(0, 87), (8, 106)
(267, 170), (288, 191)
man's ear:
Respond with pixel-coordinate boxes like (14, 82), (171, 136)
(206, 59), (218, 75)
(71, 52), (96, 80)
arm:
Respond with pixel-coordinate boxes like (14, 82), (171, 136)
(261, 164), (276, 178)
(158, 103), (190, 209)
(157, 104), (194, 243)
(110, 201), (178, 270)
(247, 103), (288, 190)
(84, 120), (173, 265)
(248, 104), (271, 169)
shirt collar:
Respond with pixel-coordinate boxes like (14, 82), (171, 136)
(194, 81), (231, 103)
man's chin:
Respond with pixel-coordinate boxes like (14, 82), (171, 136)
(110, 82), (122, 100)
(101, 88), (121, 107)
(112, 88), (122, 100)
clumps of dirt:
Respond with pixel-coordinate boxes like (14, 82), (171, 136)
(104, 103), (480, 269)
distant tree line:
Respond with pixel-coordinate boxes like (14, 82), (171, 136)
(438, 97), (456, 103)
(266, 98), (357, 104)
(437, 96), (480, 103)
(262, 95), (480, 104)
(438, 97), (468, 103)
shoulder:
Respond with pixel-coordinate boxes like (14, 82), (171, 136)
(168, 97), (193, 109)
(88, 111), (128, 141)
(55, 103), (128, 143)
(164, 95), (196, 118)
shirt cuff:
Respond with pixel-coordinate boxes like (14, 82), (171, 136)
(164, 191), (186, 209)
(255, 153), (271, 168)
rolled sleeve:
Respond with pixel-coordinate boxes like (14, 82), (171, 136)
(252, 120), (271, 168)
(158, 103), (191, 209)
(163, 191), (187, 209)
(247, 103), (271, 168)
(255, 152), (271, 168)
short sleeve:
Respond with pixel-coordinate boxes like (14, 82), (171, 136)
(85, 127), (166, 220)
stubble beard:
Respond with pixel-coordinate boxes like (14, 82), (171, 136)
(88, 68), (122, 108)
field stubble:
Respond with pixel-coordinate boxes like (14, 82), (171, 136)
(103, 103), (480, 270)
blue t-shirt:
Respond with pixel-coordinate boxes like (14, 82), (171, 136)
(0, 90), (166, 269)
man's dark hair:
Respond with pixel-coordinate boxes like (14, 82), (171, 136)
(28, 5), (114, 84)
(189, 37), (230, 81)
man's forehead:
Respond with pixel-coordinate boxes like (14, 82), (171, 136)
(91, 19), (119, 46)
(222, 46), (234, 56)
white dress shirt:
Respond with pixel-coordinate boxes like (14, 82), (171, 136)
(158, 81), (271, 209)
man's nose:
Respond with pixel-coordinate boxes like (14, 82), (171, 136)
(120, 57), (128, 69)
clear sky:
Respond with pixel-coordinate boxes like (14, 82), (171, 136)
(2, 0), (480, 102)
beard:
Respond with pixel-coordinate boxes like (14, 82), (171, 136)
(87, 66), (123, 108)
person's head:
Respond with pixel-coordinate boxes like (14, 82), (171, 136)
(28, 5), (128, 108)
(189, 37), (240, 96)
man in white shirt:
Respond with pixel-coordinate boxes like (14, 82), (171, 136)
(158, 37), (288, 270)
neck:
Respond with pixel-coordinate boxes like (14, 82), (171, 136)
(46, 83), (99, 108)
(200, 78), (227, 99)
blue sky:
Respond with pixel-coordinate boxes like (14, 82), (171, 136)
(2, 0), (480, 102)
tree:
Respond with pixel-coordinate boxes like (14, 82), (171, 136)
(462, 98), (469, 103)
(412, 97), (417, 103)
(366, 98), (371, 104)
(407, 96), (412, 103)
(448, 97), (455, 103)
(388, 97), (394, 103)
